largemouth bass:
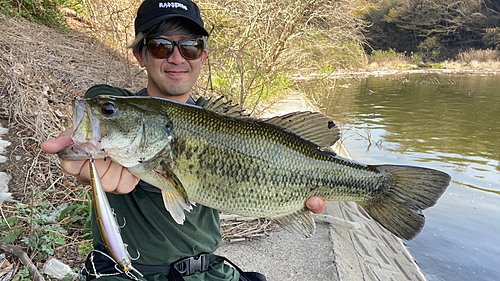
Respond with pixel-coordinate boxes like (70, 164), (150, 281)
(59, 96), (450, 240)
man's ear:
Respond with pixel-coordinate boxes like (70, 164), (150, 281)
(199, 49), (208, 69)
(134, 50), (146, 67)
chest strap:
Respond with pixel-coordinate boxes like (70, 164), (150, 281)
(83, 248), (222, 280)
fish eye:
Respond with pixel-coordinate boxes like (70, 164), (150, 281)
(101, 102), (117, 115)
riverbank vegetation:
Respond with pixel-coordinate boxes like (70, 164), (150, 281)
(1, 0), (499, 279)
(3, 0), (500, 103)
(363, 0), (500, 61)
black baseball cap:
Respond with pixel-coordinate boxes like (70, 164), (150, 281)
(135, 0), (209, 36)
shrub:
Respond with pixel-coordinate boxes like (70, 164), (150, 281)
(418, 37), (447, 62)
(1, 0), (69, 31)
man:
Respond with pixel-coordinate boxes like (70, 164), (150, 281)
(41, 0), (327, 280)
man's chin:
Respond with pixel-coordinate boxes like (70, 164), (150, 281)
(152, 89), (191, 101)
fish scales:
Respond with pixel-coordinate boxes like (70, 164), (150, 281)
(160, 101), (383, 216)
(61, 95), (451, 240)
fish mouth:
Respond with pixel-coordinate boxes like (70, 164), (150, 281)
(72, 98), (101, 149)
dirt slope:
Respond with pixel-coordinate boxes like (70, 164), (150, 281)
(0, 14), (147, 276)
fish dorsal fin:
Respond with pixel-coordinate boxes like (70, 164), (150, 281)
(273, 207), (316, 238)
(264, 111), (340, 148)
(202, 97), (249, 119)
(202, 97), (340, 147)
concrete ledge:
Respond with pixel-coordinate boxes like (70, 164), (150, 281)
(327, 201), (427, 281)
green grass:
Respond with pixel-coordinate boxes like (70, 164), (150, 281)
(1, 0), (71, 31)
(0, 186), (92, 257)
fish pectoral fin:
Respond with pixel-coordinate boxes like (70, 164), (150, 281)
(159, 161), (190, 206)
(161, 190), (192, 225)
(273, 207), (316, 239)
(158, 161), (193, 224)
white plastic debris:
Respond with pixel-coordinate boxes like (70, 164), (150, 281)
(0, 121), (12, 204)
(43, 258), (77, 279)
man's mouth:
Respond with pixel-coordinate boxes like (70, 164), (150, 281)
(164, 69), (189, 78)
(72, 98), (101, 147)
(166, 71), (186, 74)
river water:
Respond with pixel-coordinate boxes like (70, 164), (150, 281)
(308, 73), (500, 281)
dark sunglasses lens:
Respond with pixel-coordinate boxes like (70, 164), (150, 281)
(148, 39), (173, 59)
(179, 40), (203, 59)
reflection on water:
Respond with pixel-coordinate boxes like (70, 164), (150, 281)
(457, 181), (500, 195)
(309, 73), (500, 281)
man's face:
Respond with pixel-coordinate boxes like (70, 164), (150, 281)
(134, 34), (207, 102)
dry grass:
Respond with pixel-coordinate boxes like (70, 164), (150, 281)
(219, 214), (277, 242)
(451, 49), (500, 69)
(0, 14), (147, 199)
(456, 48), (500, 63)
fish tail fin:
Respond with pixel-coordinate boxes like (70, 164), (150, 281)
(359, 165), (450, 240)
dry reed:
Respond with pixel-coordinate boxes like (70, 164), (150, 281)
(0, 14), (147, 202)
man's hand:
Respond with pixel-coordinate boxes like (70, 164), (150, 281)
(306, 196), (327, 214)
(41, 129), (139, 194)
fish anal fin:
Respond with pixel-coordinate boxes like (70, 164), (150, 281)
(264, 111), (340, 148)
(273, 207), (316, 239)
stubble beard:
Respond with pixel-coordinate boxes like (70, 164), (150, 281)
(150, 76), (193, 97)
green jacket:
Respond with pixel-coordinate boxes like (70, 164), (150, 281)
(85, 85), (239, 281)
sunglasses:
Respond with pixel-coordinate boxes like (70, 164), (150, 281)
(145, 37), (205, 60)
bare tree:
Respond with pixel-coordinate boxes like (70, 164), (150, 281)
(200, 0), (368, 106)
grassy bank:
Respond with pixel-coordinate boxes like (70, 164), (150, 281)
(365, 48), (500, 71)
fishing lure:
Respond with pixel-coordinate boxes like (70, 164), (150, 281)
(75, 145), (143, 279)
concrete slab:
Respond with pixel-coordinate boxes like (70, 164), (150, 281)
(216, 222), (338, 281)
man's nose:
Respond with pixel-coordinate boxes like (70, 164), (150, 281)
(167, 45), (185, 64)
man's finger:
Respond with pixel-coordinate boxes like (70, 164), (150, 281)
(306, 196), (327, 214)
(41, 129), (74, 154)
(100, 161), (122, 193)
(61, 159), (88, 177)
(41, 136), (73, 154)
(114, 168), (140, 194)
